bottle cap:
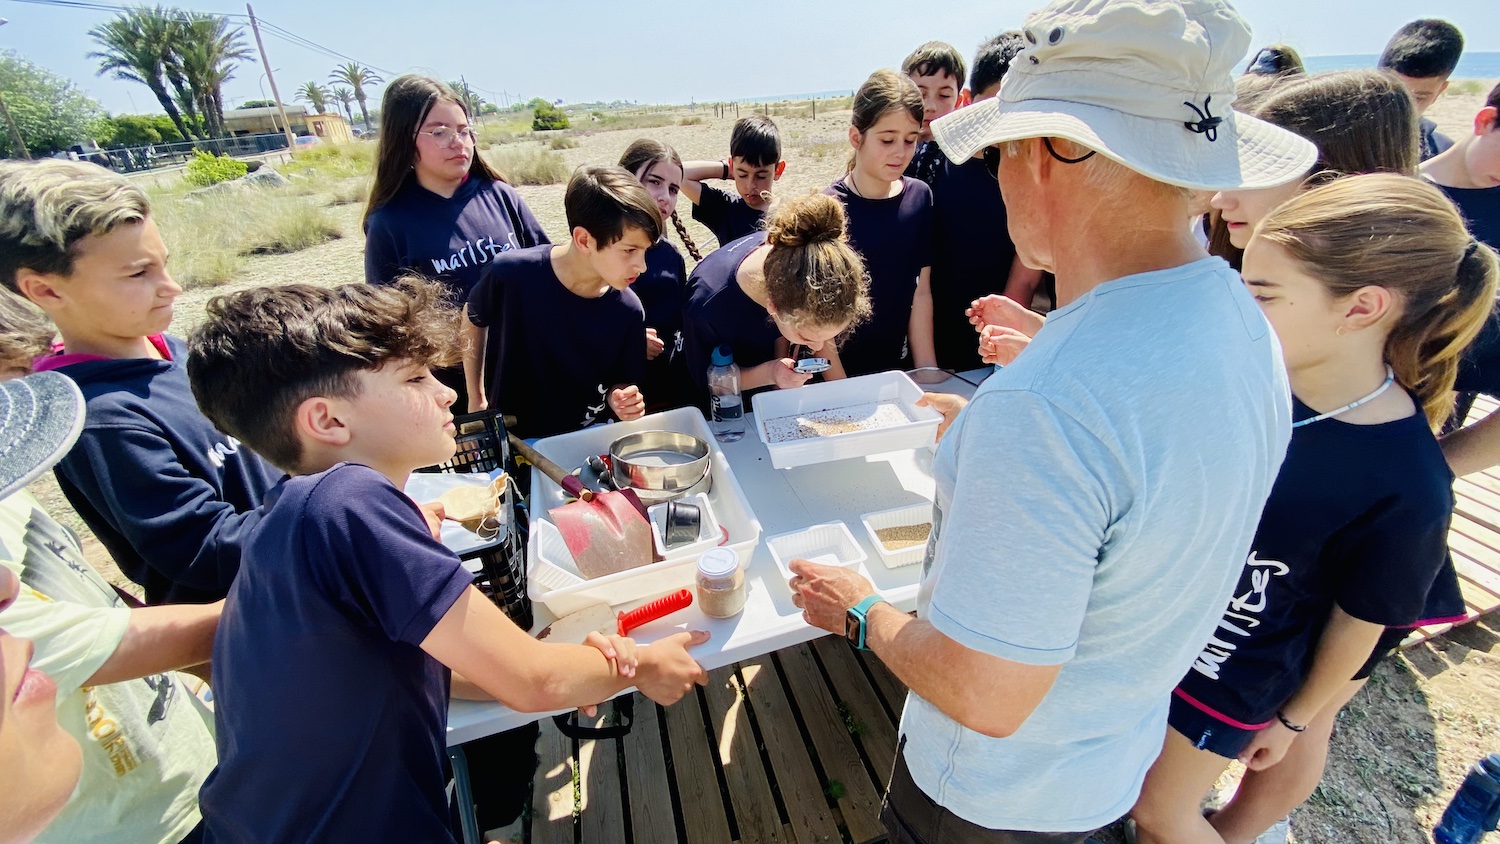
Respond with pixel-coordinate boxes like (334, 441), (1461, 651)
(711, 345), (734, 367)
(697, 547), (739, 578)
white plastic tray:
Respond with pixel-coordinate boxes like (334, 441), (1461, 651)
(752, 371), (942, 469)
(648, 493), (724, 558)
(526, 408), (762, 615)
(765, 521), (867, 579)
(860, 502), (934, 568)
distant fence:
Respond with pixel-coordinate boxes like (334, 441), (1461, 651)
(80, 132), (291, 173)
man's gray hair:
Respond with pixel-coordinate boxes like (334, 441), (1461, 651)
(0, 160), (151, 292)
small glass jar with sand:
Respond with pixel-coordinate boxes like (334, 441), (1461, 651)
(696, 547), (745, 618)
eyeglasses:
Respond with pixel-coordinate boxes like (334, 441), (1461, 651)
(418, 126), (476, 146)
(983, 139), (1097, 180)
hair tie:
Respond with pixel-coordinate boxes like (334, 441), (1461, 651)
(1464, 239), (1482, 262)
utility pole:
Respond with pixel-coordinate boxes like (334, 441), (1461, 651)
(247, 4), (295, 150)
(0, 93), (27, 159)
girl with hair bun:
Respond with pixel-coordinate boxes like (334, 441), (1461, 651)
(1132, 173), (1499, 844)
(825, 69), (937, 376)
(682, 193), (871, 407)
(362, 75), (549, 409)
(618, 139), (701, 411)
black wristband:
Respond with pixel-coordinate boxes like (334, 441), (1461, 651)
(722, 160), (730, 180)
(1275, 710), (1306, 733)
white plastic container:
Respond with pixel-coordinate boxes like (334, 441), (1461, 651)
(753, 371), (942, 469)
(765, 521), (867, 580)
(526, 407), (762, 616)
(860, 503), (935, 569)
(647, 493), (724, 558)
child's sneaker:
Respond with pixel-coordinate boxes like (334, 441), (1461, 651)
(1253, 816), (1291, 844)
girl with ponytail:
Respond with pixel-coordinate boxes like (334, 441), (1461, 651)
(618, 139), (702, 410)
(682, 193), (871, 408)
(1132, 173), (1498, 844)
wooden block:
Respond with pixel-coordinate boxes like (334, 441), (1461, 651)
(776, 643), (887, 844)
(853, 648), (909, 724)
(662, 687), (733, 844)
(623, 696), (679, 844)
(1452, 548), (1500, 600)
(738, 658), (843, 844)
(530, 718), (575, 844)
(702, 665), (786, 844)
(577, 708), (626, 844)
(811, 636), (898, 781)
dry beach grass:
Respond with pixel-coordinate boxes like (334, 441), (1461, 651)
(27, 84), (1500, 843)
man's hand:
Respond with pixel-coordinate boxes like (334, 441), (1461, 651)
(978, 324), (1032, 367)
(915, 393), (967, 441)
(769, 358), (813, 391)
(646, 328), (665, 361)
(1240, 721), (1299, 771)
(788, 558), (876, 633)
(609, 385), (647, 421)
(967, 294), (1044, 338)
(418, 501), (445, 540)
(635, 630), (711, 705)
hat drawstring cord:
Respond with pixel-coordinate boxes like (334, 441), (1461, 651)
(1183, 97), (1223, 142)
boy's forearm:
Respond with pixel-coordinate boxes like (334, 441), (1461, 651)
(1442, 410), (1500, 477)
(1277, 606), (1384, 726)
(462, 320), (487, 408)
(1002, 258), (1044, 308)
(86, 600), (223, 686)
(682, 160), (727, 181)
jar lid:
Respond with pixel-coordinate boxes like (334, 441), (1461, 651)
(697, 547), (739, 578)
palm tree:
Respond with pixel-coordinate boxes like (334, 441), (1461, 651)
(87, 6), (189, 140)
(329, 86), (356, 126)
(328, 63), (381, 131)
(296, 81), (330, 116)
(174, 12), (252, 139)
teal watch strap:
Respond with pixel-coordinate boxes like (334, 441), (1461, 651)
(847, 595), (886, 651)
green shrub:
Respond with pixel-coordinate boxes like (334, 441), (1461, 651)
(531, 101), (570, 131)
(183, 149), (248, 187)
(548, 135), (578, 150)
(328, 178), (370, 206)
(483, 146), (569, 186)
(679, 116), (703, 126)
(280, 143), (375, 181)
(152, 189), (342, 288)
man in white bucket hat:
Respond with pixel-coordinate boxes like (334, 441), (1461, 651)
(789, 0), (1316, 840)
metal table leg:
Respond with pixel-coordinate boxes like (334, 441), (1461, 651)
(450, 744), (480, 844)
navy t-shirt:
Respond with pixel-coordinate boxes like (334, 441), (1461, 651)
(1175, 399), (1455, 726)
(635, 239), (696, 412)
(1421, 117), (1455, 162)
(467, 245), (648, 439)
(1447, 184), (1500, 398)
(364, 175), (550, 303)
(683, 232), (780, 404)
(904, 140), (946, 190)
(824, 177), (936, 376)
(691, 184), (765, 247)
(200, 463), (473, 844)
(929, 155), (1013, 371)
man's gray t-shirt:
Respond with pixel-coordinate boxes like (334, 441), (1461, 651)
(901, 257), (1291, 832)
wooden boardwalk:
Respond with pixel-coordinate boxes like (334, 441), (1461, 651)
(489, 636), (906, 844)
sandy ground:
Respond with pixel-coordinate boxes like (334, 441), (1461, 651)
(27, 83), (1500, 844)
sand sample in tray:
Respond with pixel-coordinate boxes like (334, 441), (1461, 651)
(763, 401), (913, 443)
(875, 522), (932, 550)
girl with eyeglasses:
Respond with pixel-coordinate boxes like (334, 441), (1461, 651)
(363, 75), (549, 410)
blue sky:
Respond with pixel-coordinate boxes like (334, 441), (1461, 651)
(2, 0), (1496, 117)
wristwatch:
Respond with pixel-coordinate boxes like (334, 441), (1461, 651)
(722, 159), (731, 180)
(845, 595), (887, 651)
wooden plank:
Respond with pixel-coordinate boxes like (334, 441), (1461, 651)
(777, 643), (887, 844)
(1455, 486), (1500, 536)
(853, 647), (909, 724)
(623, 696), (679, 844)
(737, 658), (843, 844)
(1444, 526), (1500, 605)
(1453, 548), (1500, 599)
(702, 665), (787, 844)
(530, 718), (576, 844)
(662, 687), (734, 844)
(811, 637), (899, 781)
(577, 708), (626, 844)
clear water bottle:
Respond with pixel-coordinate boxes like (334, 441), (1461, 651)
(708, 344), (745, 443)
(1434, 753), (1500, 844)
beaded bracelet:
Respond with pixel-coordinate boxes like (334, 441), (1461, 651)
(1275, 710), (1306, 733)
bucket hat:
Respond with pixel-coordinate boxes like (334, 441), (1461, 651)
(0, 371), (85, 500)
(931, 0), (1318, 191)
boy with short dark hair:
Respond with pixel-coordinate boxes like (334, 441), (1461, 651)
(463, 165), (657, 439)
(1378, 18), (1465, 159)
(0, 159), (279, 605)
(903, 41), (968, 187)
(928, 32), (1044, 370)
(187, 278), (710, 843)
(681, 115), (784, 246)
